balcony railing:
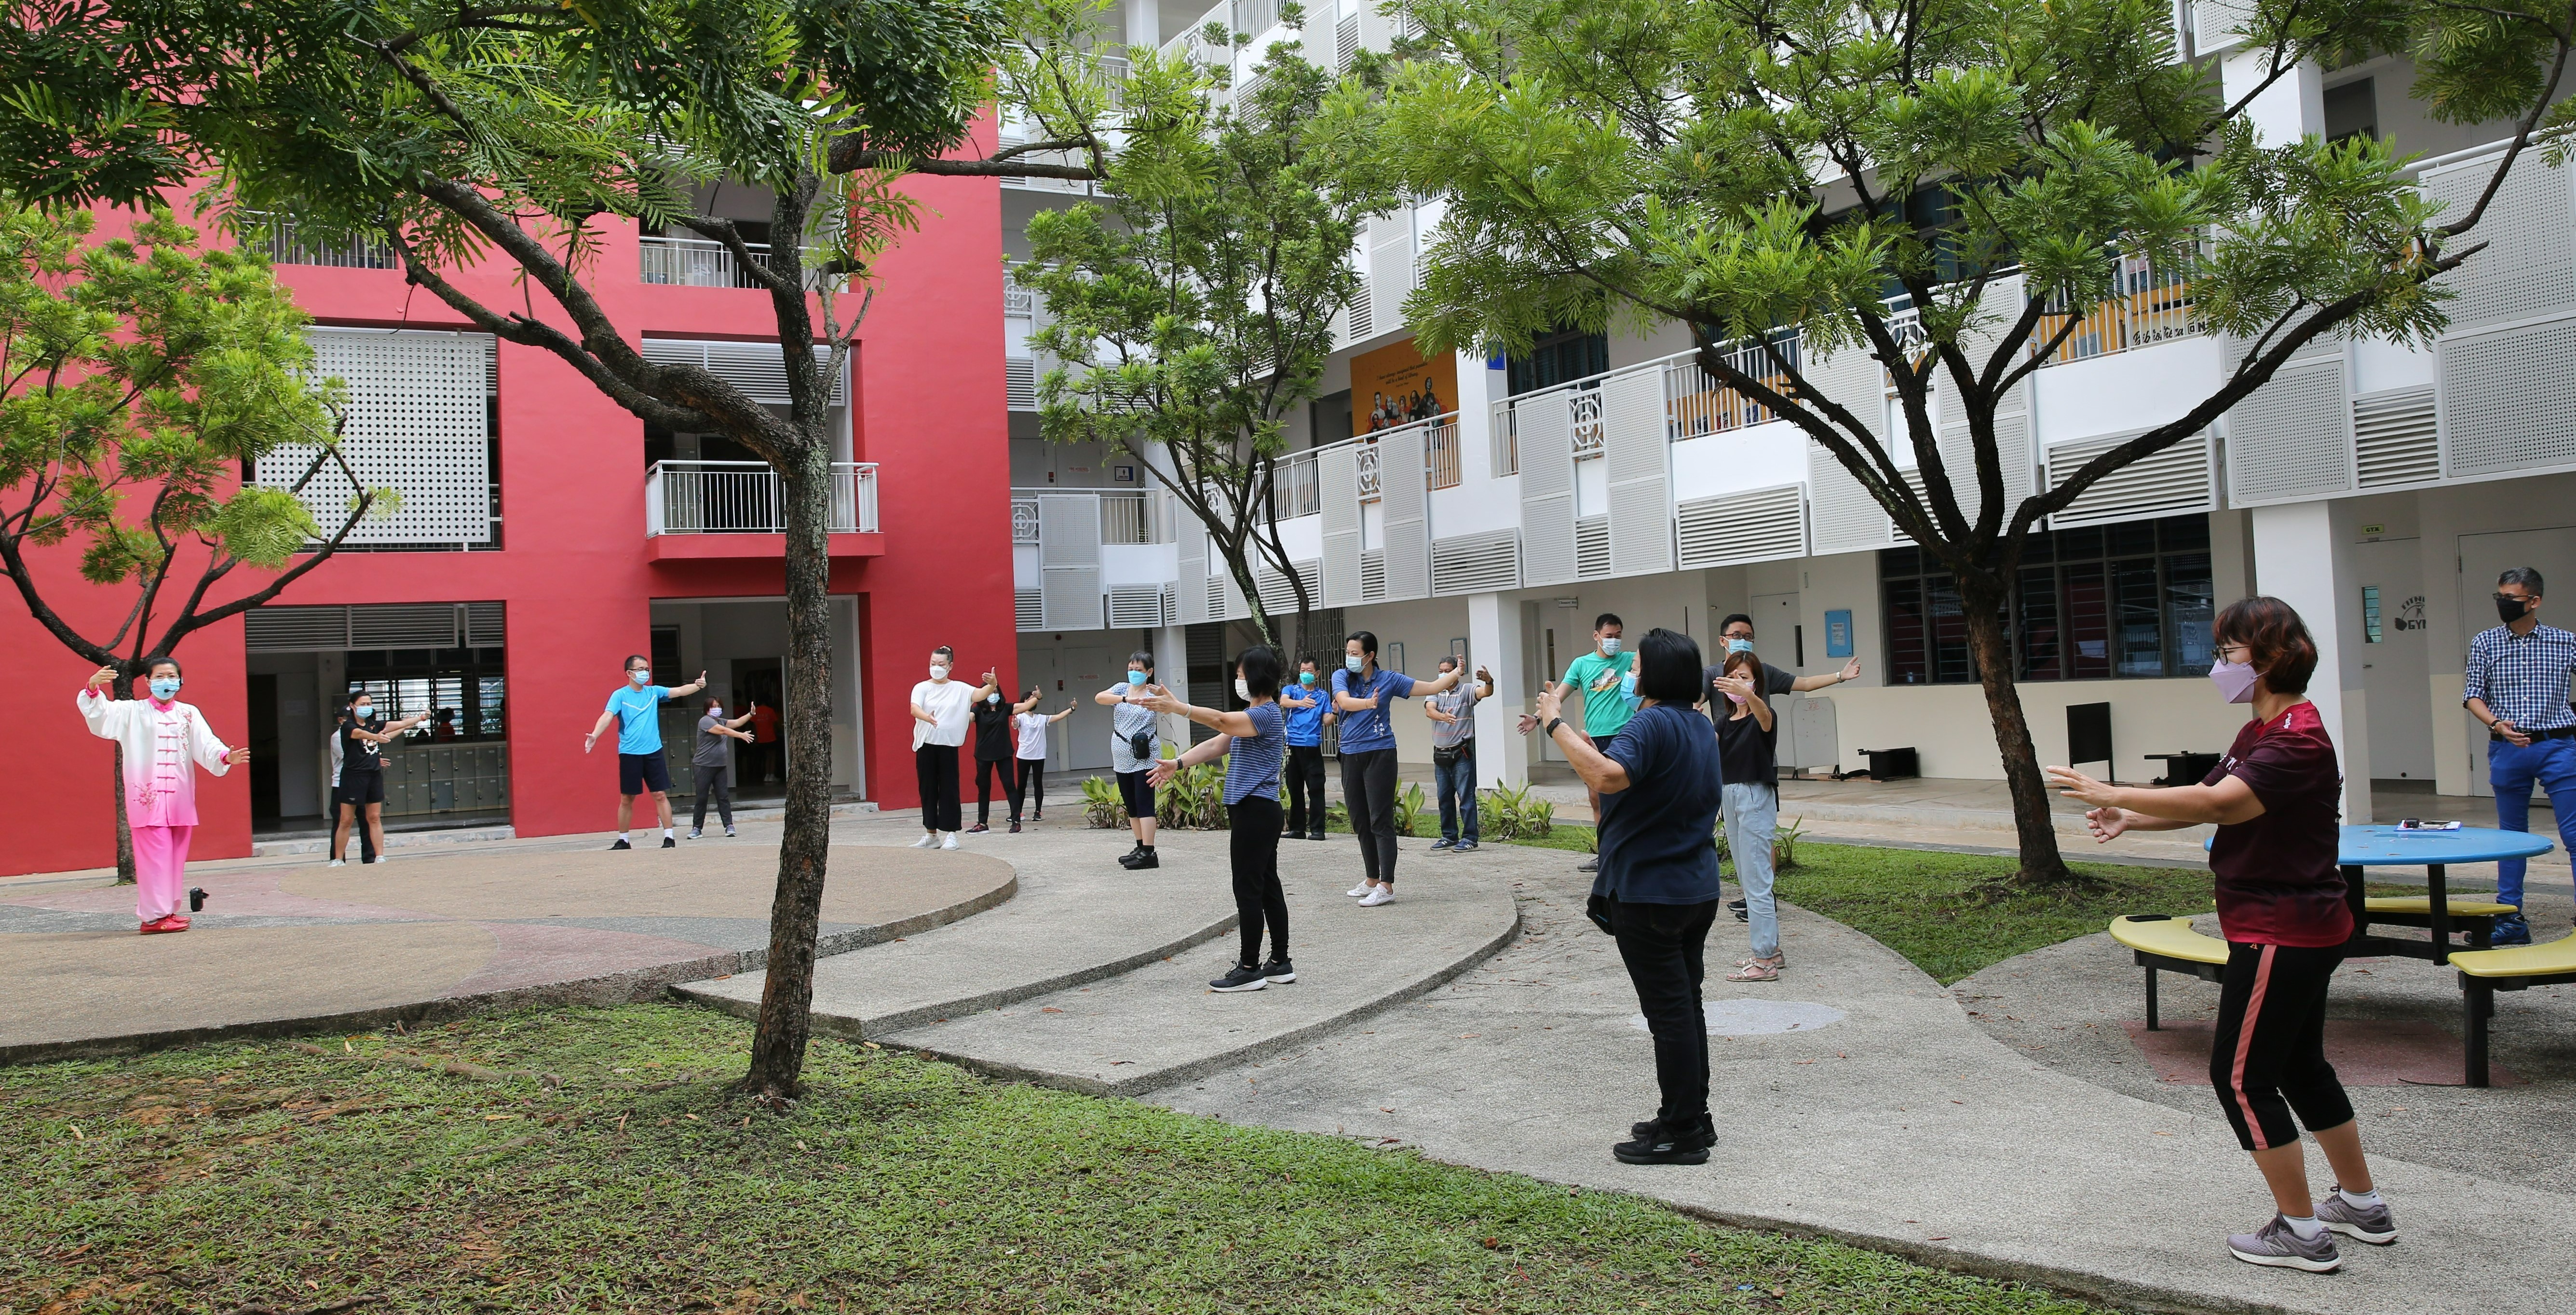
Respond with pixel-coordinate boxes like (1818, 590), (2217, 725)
(242, 215), (397, 269)
(1100, 491), (1155, 544)
(1270, 449), (1323, 520)
(638, 235), (821, 290)
(647, 461), (877, 535)
(2033, 255), (2196, 365)
(1425, 414), (1462, 488)
(1664, 334), (1799, 438)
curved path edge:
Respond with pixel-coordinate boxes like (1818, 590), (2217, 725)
(0, 876), (1016, 1069)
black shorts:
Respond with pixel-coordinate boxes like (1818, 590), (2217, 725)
(1117, 767), (1157, 820)
(620, 751), (673, 796)
(335, 774), (384, 807)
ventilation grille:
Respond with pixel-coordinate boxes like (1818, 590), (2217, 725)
(1676, 485), (1806, 567)
(1430, 530), (1521, 594)
(1253, 561), (1317, 614)
(1041, 566), (1104, 630)
(1107, 584), (1166, 629)
(246, 602), (504, 652)
(1360, 550), (1387, 601)
(2353, 387), (2440, 488)
(1015, 588), (1044, 631)
(2192, 0), (2254, 52)
(1336, 13), (1359, 72)
(1005, 358), (1037, 411)
(639, 338), (845, 405)
(1346, 280), (1372, 343)
(2441, 315), (2576, 477)
(262, 329), (492, 546)
(2226, 357), (2352, 505)
(1207, 575), (1227, 619)
(1574, 515), (1611, 578)
(2045, 431), (2216, 529)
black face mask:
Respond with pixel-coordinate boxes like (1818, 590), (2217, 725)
(2497, 594), (2534, 623)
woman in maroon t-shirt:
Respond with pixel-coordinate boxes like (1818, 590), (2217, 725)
(2047, 597), (2392, 1274)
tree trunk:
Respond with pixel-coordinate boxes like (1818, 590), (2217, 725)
(741, 441), (838, 1100)
(111, 743), (136, 885)
(1959, 579), (2075, 884)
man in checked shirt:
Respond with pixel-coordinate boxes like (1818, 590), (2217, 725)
(2463, 566), (2576, 945)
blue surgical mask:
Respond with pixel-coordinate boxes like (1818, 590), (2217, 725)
(628, 669), (651, 685)
(149, 677), (181, 700)
(1126, 670), (1147, 686)
(1599, 637), (1620, 657)
(1620, 670), (1639, 697)
(1345, 655), (1364, 672)
(1299, 671), (1316, 686)
(351, 704), (373, 720)
(988, 693), (1000, 704)
(1727, 638), (1755, 655)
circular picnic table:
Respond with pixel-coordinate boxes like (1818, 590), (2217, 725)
(2337, 824), (2552, 964)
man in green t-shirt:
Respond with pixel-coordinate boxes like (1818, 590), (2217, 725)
(1518, 612), (1634, 872)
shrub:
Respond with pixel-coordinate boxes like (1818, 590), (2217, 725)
(1478, 781), (1554, 841)
(1081, 776), (1127, 828)
(1391, 781), (1426, 837)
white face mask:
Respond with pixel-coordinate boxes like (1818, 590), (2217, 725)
(1234, 677), (1251, 701)
(1599, 636), (1621, 657)
(708, 707), (721, 718)
(929, 664), (949, 680)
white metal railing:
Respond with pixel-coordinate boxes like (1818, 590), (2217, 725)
(1356, 440), (1382, 501)
(1425, 415), (1462, 488)
(1003, 277), (1037, 318)
(1663, 333), (1799, 439)
(1161, 1), (1234, 63)
(245, 215), (397, 269)
(1012, 497), (1041, 543)
(1271, 449), (1323, 520)
(638, 235), (822, 290)
(647, 461), (877, 535)
(1100, 491), (1154, 544)
(2031, 253), (2196, 365)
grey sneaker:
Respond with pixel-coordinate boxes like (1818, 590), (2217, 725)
(2315, 1188), (2397, 1245)
(2227, 1216), (2342, 1272)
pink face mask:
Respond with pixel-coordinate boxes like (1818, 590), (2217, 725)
(1724, 691), (1747, 706)
(2209, 657), (2261, 704)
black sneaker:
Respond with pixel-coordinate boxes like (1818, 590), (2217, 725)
(1613, 1115), (1713, 1166)
(1009, 821), (1022, 833)
(1728, 898), (1748, 913)
(1453, 840), (1478, 852)
(609, 838), (633, 850)
(662, 835), (677, 848)
(1128, 848), (1158, 870)
(967, 823), (990, 834)
(1630, 1112), (1716, 1140)
(1261, 958), (1297, 983)
(1307, 829), (1326, 842)
(1209, 964), (1268, 992)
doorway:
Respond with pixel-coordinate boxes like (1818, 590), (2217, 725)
(2355, 538), (2432, 780)
(248, 675), (282, 825)
(1059, 645), (1114, 771)
(1749, 591), (1800, 667)
(734, 660), (785, 796)
(2459, 527), (2576, 795)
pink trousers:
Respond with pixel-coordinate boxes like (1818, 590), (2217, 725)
(133, 824), (194, 922)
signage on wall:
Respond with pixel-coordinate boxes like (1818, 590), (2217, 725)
(1349, 336), (1459, 436)
(1113, 464), (1137, 483)
(1824, 609), (1853, 659)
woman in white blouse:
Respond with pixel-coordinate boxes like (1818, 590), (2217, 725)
(79, 660), (248, 934)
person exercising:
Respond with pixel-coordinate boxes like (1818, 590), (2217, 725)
(584, 654), (707, 849)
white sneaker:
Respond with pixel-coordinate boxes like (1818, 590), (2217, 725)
(911, 833), (939, 848)
(1357, 887), (1394, 907)
(1347, 882), (1374, 898)
(327, 859), (345, 869)
(940, 832), (960, 850)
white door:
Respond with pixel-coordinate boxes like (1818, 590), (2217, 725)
(1060, 645), (1114, 772)
(2354, 538), (2432, 781)
(2457, 527), (2576, 795)
(1750, 591), (1800, 667)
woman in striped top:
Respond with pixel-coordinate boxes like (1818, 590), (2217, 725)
(1138, 645), (1293, 993)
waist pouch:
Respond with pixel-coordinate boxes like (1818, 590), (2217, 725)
(1129, 730), (1155, 762)
(1433, 745), (1464, 769)
(1586, 893), (1616, 936)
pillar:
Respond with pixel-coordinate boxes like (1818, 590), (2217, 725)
(1467, 591), (1527, 787)
(1152, 623), (1191, 749)
(2252, 500), (2373, 825)
(1124, 0), (1159, 49)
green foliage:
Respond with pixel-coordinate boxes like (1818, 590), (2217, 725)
(1774, 815), (1809, 872)
(1477, 781), (1556, 841)
(1153, 759), (1234, 830)
(1080, 774), (1128, 828)
(1390, 779), (1427, 838)
(0, 203), (344, 664)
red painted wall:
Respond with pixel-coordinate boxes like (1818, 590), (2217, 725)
(4, 133), (1013, 875)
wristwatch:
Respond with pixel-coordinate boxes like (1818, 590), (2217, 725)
(1545, 716), (1566, 737)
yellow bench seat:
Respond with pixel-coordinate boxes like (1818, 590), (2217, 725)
(2450, 931), (2576, 980)
(2109, 915), (2228, 966)
(2366, 895), (2518, 918)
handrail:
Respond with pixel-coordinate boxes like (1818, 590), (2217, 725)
(647, 460), (876, 534)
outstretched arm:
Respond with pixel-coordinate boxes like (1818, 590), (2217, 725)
(671, 671), (711, 698)
(584, 711), (618, 753)
(1536, 686), (1628, 794)
(1148, 732), (1233, 786)
(2046, 765), (2263, 842)
(1135, 687), (1258, 738)
(1790, 655), (1862, 693)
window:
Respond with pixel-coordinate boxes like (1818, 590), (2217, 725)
(1507, 327), (1609, 397)
(2324, 79), (2376, 145)
(346, 647), (507, 741)
(1881, 515), (2214, 684)
(2361, 585), (2384, 643)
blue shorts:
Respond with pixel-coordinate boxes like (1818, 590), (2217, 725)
(619, 752), (672, 796)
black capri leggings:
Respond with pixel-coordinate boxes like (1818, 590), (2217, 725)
(1117, 767), (1157, 820)
(2209, 940), (2355, 1153)
(1230, 795), (1288, 966)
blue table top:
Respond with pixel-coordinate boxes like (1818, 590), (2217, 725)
(2336, 824), (2554, 865)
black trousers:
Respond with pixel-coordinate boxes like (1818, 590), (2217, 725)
(2210, 940), (2355, 1153)
(1230, 795), (1288, 966)
(1339, 747), (1400, 884)
(1010, 758), (1044, 821)
(1610, 897), (1720, 1125)
(914, 743), (962, 832)
(691, 764), (733, 831)
(974, 756), (1010, 825)
(1284, 744), (1327, 834)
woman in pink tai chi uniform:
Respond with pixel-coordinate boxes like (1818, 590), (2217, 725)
(79, 659), (249, 935)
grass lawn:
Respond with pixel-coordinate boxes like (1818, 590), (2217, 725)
(0, 1006), (2112, 1315)
(1502, 827), (2345, 985)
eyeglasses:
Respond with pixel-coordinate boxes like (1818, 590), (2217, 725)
(2215, 643), (2252, 661)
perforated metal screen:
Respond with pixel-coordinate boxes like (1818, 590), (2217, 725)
(266, 329), (492, 546)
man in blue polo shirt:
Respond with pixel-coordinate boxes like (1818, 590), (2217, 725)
(584, 653), (708, 850)
(1281, 658), (1334, 841)
(1334, 630), (1462, 905)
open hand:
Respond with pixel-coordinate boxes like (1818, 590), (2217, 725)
(584, 731), (599, 753)
(228, 746), (252, 766)
(2044, 764), (2118, 808)
(2084, 806), (2132, 844)
(1532, 686), (1564, 729)
(1129, 687), (1184, 716)
(1712, 672), (1756, 701)
(1839, 654), (1862, 682)
(88, 666), (119, 693)
(1146, 757), (1179, 788)
(2495, 718), (2533, 748)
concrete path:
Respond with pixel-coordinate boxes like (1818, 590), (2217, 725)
(1153, 844), (2576, 1315)
(0, 833), (1012, 1062)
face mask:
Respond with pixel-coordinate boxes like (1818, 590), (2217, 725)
(1126, 670), (1147, 686)
(1299, 671), (1316, 686)
(352, 704), (373, 720)
(628, 670), (651, 685)
(1727, 638), (1755, 655)
(1599, 637), (1620, 657)
(2498, 593), (2533, 623)
(2209, 656), (2261, 705)
(708, 707), (722, 718)
(1345, 655), (1364, 672)
(988, 693), (1000, 704)
(1724, 691), (1747, 706)
(149, 677), (181, 700)
(1234, 678), (1251, 700)
(1620, 670), (1639, 697)
(930, 664), (950, 680)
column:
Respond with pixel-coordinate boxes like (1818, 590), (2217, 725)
(1123, 0), (1159, 49)
(2252, 500), (2373, 825)
(1152, 623), (1191, 748)
(1467, 591), (1527, 788)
